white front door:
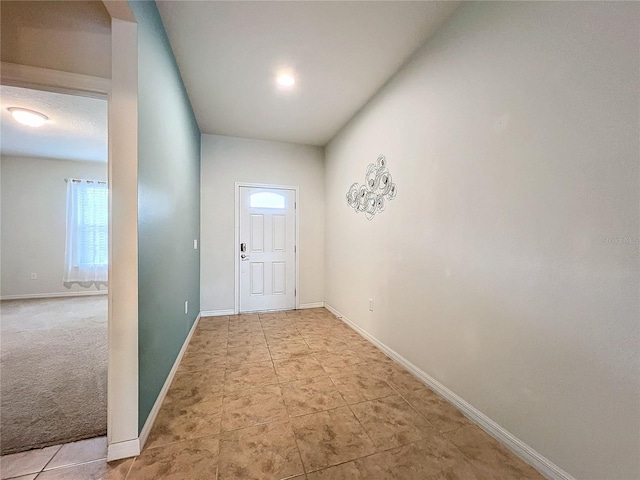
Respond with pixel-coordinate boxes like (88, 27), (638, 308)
(239, 186), (296, 312)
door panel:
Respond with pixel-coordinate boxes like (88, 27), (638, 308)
(272, 215), (286, 251)
(240, 186), (295, 312)
(250, 262), (264, 295)
(272, 262), (286, 295)
(250, 214), (264, 252)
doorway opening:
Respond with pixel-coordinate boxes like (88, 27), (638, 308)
(0, 85), (109, 456)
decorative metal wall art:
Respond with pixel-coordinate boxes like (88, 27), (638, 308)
(346, 154), (397, 220)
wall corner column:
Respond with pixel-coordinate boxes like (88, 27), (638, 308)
(107, 16), (139, 461)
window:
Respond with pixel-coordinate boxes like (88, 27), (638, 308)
(63, 179), (108, 285)
(250, 191), (285, 209)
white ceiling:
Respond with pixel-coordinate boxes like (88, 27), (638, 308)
(0, 86), (107, 162)
(157, 1), (460, 146)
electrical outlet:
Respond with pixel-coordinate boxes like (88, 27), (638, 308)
(184, 300), (189, 314)
(31, 273), (37, 280)
(369, 299), (373, 311)
(193, 239), (198, 250)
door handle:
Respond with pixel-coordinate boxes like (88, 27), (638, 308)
(240, 254), (249, 260)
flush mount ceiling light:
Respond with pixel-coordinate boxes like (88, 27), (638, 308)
(276, 73), (295, 88)
(8, 107), (48, 127)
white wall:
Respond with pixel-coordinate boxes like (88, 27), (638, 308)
(1, 0), (111, 79)
(201, 134), (324, 312)
(324, 3), (639, 479)
(1, 155), (107, 298)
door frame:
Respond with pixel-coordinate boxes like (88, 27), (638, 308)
(234, 182), (300, 314)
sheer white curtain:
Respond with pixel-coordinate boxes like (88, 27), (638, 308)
(63, 179), (108, 286)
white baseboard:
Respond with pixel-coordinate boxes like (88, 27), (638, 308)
(200, 309), (235, 317)
(299, 302), (325, 309)
(107, 438), (140, 462)
(138, 313), (202, 450)
(200, 304), (325, 316)
(324, 303), (575, 480)
(1, 291), (108, 300)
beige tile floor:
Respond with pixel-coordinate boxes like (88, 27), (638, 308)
(1, 308), (544, 480)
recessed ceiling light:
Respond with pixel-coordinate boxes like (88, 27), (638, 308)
(276, 74), (295, 88)
(8, 107), (48, 127)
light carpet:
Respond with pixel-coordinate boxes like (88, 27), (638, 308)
(0, 296), (107, 455)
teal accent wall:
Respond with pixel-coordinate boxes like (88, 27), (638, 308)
(129, 0), (201, 432)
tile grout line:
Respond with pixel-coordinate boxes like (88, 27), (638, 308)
(122, 453), (137, 480)
(286, 406), (308, 478)
(327, 363), (380, 457)
(292, 312), (370, 474)
(301, 434), (447, 477)
(215, 315), (231, 480)
(261, 312), (308, 479)
(285, 311), (321, 477)
(42, 455), (110, 473)
(311, 310), (453, 472)
(3, 439), (116, 480)
(177, 315), (230, 478)
(327, 317), (477, 460)
(319, 311), (484, 475)
(123, 312), (306, 478)
(301, 312), (436, 474)
(136, 434), (225, 461)
(31, 444), (62, 476)
(165, 317), (484, 478)
(144, 310), (492, 480)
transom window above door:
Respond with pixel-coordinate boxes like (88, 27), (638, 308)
(250, 191), (286, 209)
